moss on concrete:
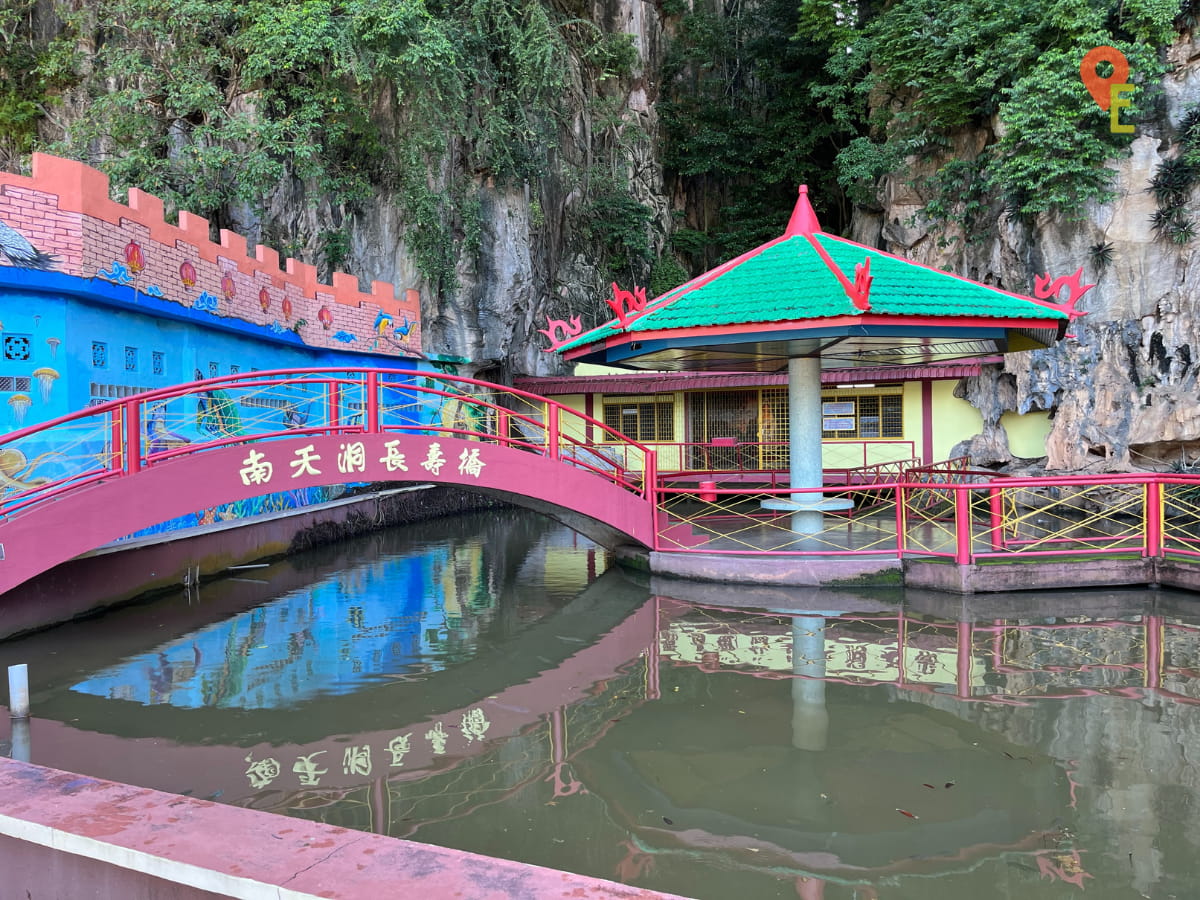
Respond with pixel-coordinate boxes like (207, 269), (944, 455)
(826, 568), (905, 588)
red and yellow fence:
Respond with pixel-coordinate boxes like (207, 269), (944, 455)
(653, 466), (1200, 563)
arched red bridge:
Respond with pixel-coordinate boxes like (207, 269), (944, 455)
(0, 368), (659, 594)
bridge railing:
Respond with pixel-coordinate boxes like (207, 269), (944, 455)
(0, 368), (659, 519)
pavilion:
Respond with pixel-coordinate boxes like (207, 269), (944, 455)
(555, 186), (1078, 532)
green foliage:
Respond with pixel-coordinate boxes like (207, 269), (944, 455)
(1180, 106), (1200, 149)
(648, 253), (689, 298)
(824, 0), (1174, 222)
(4, 0), (1189, 302)
(318, 228), (352, 278)
(659, 0), (852, 262)
(583, 172), (653, 277)
(0, 0), (53, 167)
(1179, 0), (1200, 30)
(15, 0), (575, 289)
(669, 227), (708, 259)
(1147, 103), (1200, 246)
(837, 138), (910, 207)
(1089, 241), (1115, 268)
(1120, 0), (1180, 43)
(1148, 156), (1197, 206)
(983, 44), (1159, 217)
(919, 156), (992, 244)
(580, 30), (638, 80)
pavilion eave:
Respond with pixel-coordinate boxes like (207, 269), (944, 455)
(564, 317), (1062, 373)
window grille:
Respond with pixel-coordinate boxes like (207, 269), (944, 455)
(602, 397), (674, 442)
(125, 346), (138, 372)
(3, 334), (31, 361)
(760, 389), (789, 469)
(92, 341), (107, 368)
(152, 351), (165, 376)
(821, 389), (903, 439)
(89, 382), (154, 402)
(687, 390), (758, 467)
(0, 376), (31, 392)
(240, 396), (291, 409)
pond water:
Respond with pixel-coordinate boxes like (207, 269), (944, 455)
(2, 509), (1199, 900)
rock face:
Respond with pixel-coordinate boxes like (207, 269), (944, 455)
(867, 35), (1200, 473)
(359, 0), (670, 382)
(25, 1), (1200, 472)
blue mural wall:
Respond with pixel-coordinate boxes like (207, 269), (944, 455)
(0, 272), (443, 540)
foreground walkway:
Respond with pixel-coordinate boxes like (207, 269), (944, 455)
(0, 757), (686, 900)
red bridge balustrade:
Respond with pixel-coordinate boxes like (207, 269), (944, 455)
(0, 368), (659, 593)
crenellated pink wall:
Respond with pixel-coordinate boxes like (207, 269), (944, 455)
(0, 153), (421, 356)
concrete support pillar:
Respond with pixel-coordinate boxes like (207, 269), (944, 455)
(7, 665), (28, 719)
(788, 357), (825, 533)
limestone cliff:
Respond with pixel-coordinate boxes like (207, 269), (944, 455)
(861, 34), (1200, 473)
(16, 0), (1200, 473)
(10, 0), (671, 384)
(258, 0), (671, 383)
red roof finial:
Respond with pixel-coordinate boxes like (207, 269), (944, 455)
(784, 184), (822, 237)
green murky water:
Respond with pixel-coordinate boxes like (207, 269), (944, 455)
(1, 509), (1198, 899)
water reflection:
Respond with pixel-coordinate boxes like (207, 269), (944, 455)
(73, 541), (511, 709)
(3, 514), (1200, 898)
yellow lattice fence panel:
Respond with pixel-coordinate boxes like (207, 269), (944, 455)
(1163, 481), (1200, 555)
(985, 483), (1144, 555)
(656, 485), (901, 554)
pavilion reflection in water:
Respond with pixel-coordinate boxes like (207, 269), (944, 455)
(655, 599), (1196, 706)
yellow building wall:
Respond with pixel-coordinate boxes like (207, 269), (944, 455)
(903, 381), (923, 463)
(931, 379), (983, 462)
(575, 390), (687, 472)
(551, 393), (590, 441)
(1000, 409), (1052, 459)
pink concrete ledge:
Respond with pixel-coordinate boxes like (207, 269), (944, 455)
(0, 758), (689, 900)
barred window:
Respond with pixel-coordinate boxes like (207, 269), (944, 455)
(89, 382), (155, 403)
(821, 391), (903, 439)
(687, 390), (758, 443)
(603, 397), (674, 442)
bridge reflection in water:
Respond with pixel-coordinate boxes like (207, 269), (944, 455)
(2, 519), (1198, 898)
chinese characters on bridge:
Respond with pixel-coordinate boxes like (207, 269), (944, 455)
(238, 437), (486, 488)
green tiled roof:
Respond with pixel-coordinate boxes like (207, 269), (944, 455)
(556, 231), (1065, 354)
